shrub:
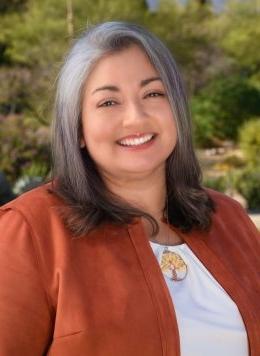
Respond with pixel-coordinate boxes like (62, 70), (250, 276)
(192, 75), (260, 146)
(0, 114), (50, 183)
(191, 97), (216, 147)
(238, 118), (260, 167)
(221, 155), (245, 168)
(203, 175), (227, 193)
(233, 167), (260, 210)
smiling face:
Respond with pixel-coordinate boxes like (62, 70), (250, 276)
(81, 44), (177, 183)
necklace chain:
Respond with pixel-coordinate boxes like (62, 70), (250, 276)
(158, 196), (188, 281)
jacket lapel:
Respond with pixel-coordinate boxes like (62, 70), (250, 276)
(128, 220), (181, 356)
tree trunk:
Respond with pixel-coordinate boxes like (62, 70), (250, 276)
(197, 0), (208, 5)
(66, 0), (74, 38)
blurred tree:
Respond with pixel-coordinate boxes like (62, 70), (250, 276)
(192, 75), (260, 145)
(0, 0), (149, 120)
(239, 118), (260, 167)
(196, 0), (208, 5)
(213, 1), (260, 85)
(0, 0), (28, 13)
(0, 115), (50, 182)
(66, 0), (74, 38)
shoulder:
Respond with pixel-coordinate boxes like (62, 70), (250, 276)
(0, 182), (70, 249)
(0, 182), (63, 222)
(206, 187), (242, 209)
(1, 181), (62, 210)
(204, 188), (259, 243)
(205, 187), (251, 220)
(0, 183), (76, 288)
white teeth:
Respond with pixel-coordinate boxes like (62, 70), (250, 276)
(118, 134), (154, 147)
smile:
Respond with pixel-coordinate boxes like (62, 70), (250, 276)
(117, 133), (155, 147)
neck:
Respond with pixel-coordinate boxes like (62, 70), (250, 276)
(101, 168), (184, 245)
(101, 168), (167, 221)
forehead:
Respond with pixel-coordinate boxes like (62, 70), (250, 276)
(85, 44), (158, 87)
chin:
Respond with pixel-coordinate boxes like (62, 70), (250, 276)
(119, 162), (165, 176)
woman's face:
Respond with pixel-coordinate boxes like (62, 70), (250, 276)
(81, 44), (177, 182)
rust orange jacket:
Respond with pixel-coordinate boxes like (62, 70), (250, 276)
(0, 184), (259, 356)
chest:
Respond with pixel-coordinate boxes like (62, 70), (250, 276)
(44, 223), (260, 356)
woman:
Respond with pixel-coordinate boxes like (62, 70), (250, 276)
(0, 21), (259, 356)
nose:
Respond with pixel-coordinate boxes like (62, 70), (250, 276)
(122, 100), (148, 128)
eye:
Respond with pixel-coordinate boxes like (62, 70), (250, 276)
(98, 100), (117, 107)
(145, 91), (165, 98)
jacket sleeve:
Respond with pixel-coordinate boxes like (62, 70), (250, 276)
(0, 208), (53, 355)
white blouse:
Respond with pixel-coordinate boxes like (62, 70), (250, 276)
(149, 241), (249, 356)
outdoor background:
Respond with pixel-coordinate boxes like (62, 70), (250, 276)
(0, 0), (259, 222)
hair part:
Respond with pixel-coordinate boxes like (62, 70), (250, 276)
(51, 21), (214, 237)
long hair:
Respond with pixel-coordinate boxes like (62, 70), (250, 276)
(52, 21), (214, 236)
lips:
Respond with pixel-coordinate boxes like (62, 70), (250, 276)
(117, 133), (156, 147)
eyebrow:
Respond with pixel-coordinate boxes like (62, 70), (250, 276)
(91, 76), (162, 95)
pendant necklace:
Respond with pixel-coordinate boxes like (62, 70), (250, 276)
(159, 200), (188, 282)
(160, 246), (188, 281)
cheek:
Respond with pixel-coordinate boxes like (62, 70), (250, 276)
(164, 114), (178, 151)
(82, 119), (115, 148)
(164, 110), (177, 136)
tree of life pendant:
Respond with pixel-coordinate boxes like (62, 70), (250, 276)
(160, 247), (188, 281)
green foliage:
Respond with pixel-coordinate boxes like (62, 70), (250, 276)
(233, 167), (260, 210)
(239, 118), (260, 167)
(218, 3), (260, 74)
(0, 3), (67, 67)
(0, 0), (149, 67)
(0, 0), (150, 119)
(192, 75), (260, 146)
(0, 115), (50, 182)
(221, 155), (245, 168)
(203, 175), (226, 192)
(191, 96), (216, 147)
(0, 67), (32, 114)
(203, 166), (260, 210)
(0, 0), (28, 13)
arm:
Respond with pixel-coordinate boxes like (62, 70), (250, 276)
(0, 209), (53, 355)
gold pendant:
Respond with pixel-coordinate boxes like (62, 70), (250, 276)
(160, 248), (188, 281)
